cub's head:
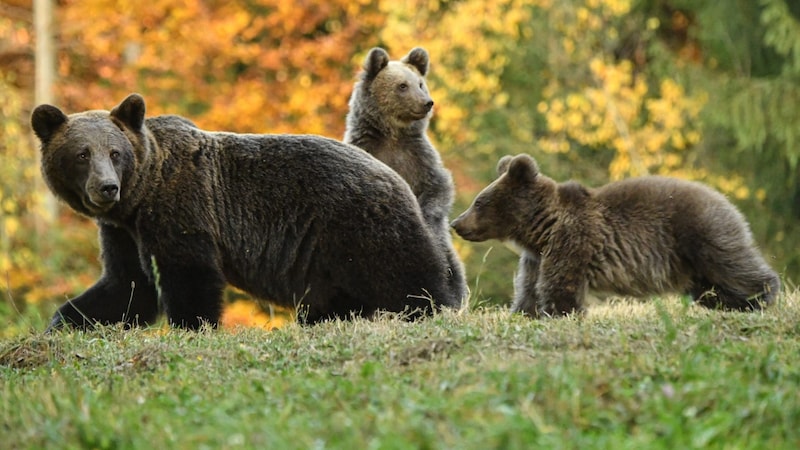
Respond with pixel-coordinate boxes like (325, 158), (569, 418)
(451, 154), (555, 242)
(356, 47), (434, 127)
(31, 93), (148, 218)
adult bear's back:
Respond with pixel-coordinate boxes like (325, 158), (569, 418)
(150, 122), (456, 319)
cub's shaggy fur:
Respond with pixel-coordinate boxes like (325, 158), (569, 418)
(452, 154), (780, 317)
(345, 47), (468, 302)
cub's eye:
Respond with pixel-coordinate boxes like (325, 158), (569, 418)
(398, 83), (408, 91)
(419, 82), (424, 89)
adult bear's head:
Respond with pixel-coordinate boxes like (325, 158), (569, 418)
(31, 94), (149, 218)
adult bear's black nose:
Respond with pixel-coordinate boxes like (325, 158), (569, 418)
(100, 183), (119, 201)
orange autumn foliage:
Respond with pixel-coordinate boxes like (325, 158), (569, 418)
(220, 300), (291, 331)
(57, 0), (386, 135)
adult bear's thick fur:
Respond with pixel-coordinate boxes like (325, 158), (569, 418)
(32, 93), (461, 330)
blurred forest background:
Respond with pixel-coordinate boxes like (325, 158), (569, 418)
(1, 0), (798, 334)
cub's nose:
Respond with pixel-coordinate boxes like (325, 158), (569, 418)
(100, 183), (119, 201)
(425, 100), (434, 111)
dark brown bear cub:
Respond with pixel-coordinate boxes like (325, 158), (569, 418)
(451, 154), (780, 317)
(31, 94), (461, 330)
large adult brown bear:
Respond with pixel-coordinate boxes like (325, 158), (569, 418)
(451, 154), (780, 317)
(31, 93), (461, 330)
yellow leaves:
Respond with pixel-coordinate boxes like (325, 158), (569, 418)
(576, 7), (604, 31)
(434, 96), (468, 128)
(592, 59), (635, 93)
(588, 57), (606, 79)
(563, 38), (576, 55)
(691, 173), (750, 200)
(544, 113), (566, 134)
(4, 217), (20, 238)
(734, 186), (750, 200)
(603, 0), (631, 16)
(608, 151), (630, 179)
(659, 78), (683, 102)
(565, 110), (583, 129)
(377, 0), (532, 147)
(537, 101), (549, 114)
(1, 76), (37, 253)
(538, 5), (707, 181)
(670, 132), (686, 151)
(566, 93), (590, 114)
(0, 253), (9, 275)
(577, 7), (590, 23)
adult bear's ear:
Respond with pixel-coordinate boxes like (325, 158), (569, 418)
(403, 47), (429, 76)
(110, 93), (146, 132)
(31, 104), (68, 145)
(363, 47), (390, 81)
(506, 154), (539, 183)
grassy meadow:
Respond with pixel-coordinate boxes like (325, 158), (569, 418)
(1, 292), (799, 449)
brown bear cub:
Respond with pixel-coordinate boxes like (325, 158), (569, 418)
(452, 154), (780, 318)
(345, 47), (469, 303)
(31, 93), (462, 330)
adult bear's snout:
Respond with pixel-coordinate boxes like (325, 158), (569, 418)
(100, 183), (120, 201)
(86, 178), (121, 209)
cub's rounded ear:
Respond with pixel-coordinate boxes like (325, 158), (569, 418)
(110, 93), (146, 132)
(363, 47), (390, 81)
(31, 104), (68, 145)
(403, 47), (430, 76)
(496, 155), (514, 176)
(506, 154), (539, 182)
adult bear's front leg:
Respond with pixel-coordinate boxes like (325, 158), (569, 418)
(143, 234), (226, 330)
(47, 224), (159, 331)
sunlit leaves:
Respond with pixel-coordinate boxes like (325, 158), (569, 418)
(58, 0), (385, 135)
(376, 0), (536, 148)
(533, 0), (709, 184)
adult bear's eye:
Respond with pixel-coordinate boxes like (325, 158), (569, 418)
(110, 149), (121, 160)
(76, 149), (89, 161)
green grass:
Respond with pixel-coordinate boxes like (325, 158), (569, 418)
(2, 293), (799, 449)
